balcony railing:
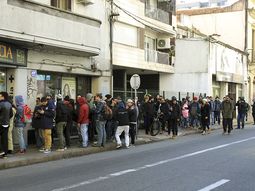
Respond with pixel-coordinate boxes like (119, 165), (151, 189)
(145, 49), (170, 65)
(145, 7), (170, 25)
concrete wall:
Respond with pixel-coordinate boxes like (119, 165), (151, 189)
(186, 11), (245, 50)
(0, 0), (101, 55)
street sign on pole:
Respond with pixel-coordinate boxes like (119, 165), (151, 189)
(130, 74), (140, 107)
(130, 74), (140, 90)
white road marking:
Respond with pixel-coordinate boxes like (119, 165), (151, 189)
(51, 136), (255, 191)
(197, 179), (230, 191)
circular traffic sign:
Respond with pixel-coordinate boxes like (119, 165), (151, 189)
(130, 74), (140, 89)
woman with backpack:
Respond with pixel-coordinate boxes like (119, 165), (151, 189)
(14, 95), (26, 154)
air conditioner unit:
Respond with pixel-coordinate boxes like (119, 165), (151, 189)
(157, 38), (171, 49)
(76, 0), (94, 5)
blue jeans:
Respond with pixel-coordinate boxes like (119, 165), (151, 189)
(96, 120), (106, 146)
(237, 113), (245, 129)
(80, 123), (88, 147)
(17, 128), (26, 150)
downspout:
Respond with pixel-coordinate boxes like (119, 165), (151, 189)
(109, 0), (113, 96)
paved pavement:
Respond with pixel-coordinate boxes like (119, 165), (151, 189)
(0, 124), (255, 191)
(0, 120), (251, 170)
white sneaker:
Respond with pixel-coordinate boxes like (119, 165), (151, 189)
(56, 149), (65, 152)
(202, 131), (206, 135)
(116, 144), (122, 149)
(44, 149), (51, 154)
(39, 148), (45, 152)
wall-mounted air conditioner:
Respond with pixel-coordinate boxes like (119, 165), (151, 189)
(157, 38), (171, 49)
(76, 0), (94, 5)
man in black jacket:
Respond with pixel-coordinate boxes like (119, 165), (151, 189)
(168, 96), (181, 139)
(0, 92), (12, 158)
(115, 100), (130, 149)
(55, 94), (68, 151)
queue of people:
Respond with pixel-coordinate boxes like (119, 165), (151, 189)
(0, 90), (252, 159)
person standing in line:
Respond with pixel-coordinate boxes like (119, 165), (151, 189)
(32, 97), (44, 149)
(235, 97), (248, 129)
(201, 99), (210, 135)
(14, 95), (27, 154)
(252, 99), (255, 125)
(168, 96), (181, 139)
(92, 93), (107, 147)
(127, 99), (137, 146)
(86, 93), (95, 143)
(77, 96), (90, 147)
(63, 96), (73, 148)
(115, 99), (130, 149)
(181, 99), (189, 129)
(38, 97), (55, 154)
(221, 95), (234, 135)
(55, 94), (68, 152)
(142, 95), (154, 135)
(8, 102), (16, 154)
(0, 92), (12, 158)
(214, 96), (221, 125)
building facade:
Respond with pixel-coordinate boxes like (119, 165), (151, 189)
(162, 26), (248, 104)
(109, 0), (176, 100)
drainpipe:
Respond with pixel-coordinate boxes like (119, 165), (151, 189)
(109, 0), (119, 97)
(109, 0), (113, 96)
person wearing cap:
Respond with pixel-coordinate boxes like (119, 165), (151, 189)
(201, 98), (210, 135)
(55, 94), (68, 151)
(127, 99), (137, 146)
(168, 96), (181, 138)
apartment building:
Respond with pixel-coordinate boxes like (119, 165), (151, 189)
(0, 0), (111, 109)
(176, 0), (249, 102)
(109, 0), (176, 99)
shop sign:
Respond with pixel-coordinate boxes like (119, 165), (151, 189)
(216, 71), (243, 84)
(0, 42), (27, 66)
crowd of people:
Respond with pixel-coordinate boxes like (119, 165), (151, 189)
(0, 90), (253, 158)
(140, 94), (251, 137)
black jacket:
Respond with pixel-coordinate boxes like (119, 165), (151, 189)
(117, 107), (129, 126)
(169, 103), (181, 120)
(55, 100), (68, 123)
(0, 100), (12, 126)
(128, 107), (138, 123)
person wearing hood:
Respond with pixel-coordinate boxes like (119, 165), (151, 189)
(77, 97), (90, 147)
(14, 95), (26, 153)
(38, 97), (55, 154)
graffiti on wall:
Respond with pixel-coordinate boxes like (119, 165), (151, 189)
(27, 70), (38, 105)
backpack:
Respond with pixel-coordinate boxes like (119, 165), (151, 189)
(21, 105), (32, 123)
(102, 104), (113, 120)
(190, 102), (198, 116)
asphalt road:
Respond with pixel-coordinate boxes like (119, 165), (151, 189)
(1, 125), (255, 191)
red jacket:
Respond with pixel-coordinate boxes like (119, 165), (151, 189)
(77, 97), (89, 124)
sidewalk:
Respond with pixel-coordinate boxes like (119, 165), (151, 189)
(0, 121), (249, 170)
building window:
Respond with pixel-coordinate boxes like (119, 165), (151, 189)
(51, 0), (72, 11)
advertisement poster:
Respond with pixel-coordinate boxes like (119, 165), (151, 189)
(62, 77), (76, 99)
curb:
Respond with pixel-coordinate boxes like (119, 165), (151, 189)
(0, 123), (252, 170)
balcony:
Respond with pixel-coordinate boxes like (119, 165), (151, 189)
(113, 43), (174, 74)
(145, 49), (170, 65)
(0, 0), (101, 56)
(145, 7), (171, 25)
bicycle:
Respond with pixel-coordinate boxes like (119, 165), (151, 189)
(150, 113), (162, 136)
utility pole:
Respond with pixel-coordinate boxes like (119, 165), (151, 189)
(109, 0), (113, 96)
